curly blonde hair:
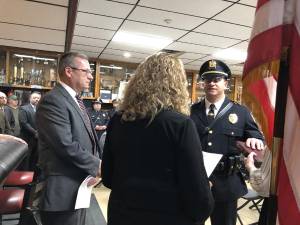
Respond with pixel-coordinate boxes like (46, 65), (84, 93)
(120, 52), (190, 122)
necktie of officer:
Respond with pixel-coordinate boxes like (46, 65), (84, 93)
(75, 95), (97, 154)
(207, 103), (215, 124)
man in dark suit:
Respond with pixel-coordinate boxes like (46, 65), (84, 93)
(36, 52), (101, 225)
(4, 95), (20, 137)
(191, 59), (265, 225)
(88, 99), (109, 140)
(19, 91), (41, 171)
(0, 91), (12, 135)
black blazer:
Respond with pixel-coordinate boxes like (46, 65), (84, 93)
(191, 97), (264, 201)
(36, 83), (101, 211)
(4, 106), (15, 130)
(102, 110), (214, 225)
(19, 103), (37, 142)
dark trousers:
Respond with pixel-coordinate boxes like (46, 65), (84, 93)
(18, 138), (38, 171)
(40, 209), (86, 225)
(258, 198), (267, 225)
(209, 200), (238, 225)
(210, 200), (237, 225)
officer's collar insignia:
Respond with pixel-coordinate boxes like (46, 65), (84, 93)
(228, 113), (238, 124)
(209, 60), (217, 69)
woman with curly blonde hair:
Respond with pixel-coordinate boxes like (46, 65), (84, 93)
(120, 52), (190, 122)
(101, 53), (213, 225)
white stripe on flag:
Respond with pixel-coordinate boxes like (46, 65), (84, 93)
(283, 89), (300, 210)
(251, 0), (285, 40)
(263, 76), (277, 110)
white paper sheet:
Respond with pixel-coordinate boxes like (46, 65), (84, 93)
(75, 176), (96, 209)
(202, 151), (223, 177)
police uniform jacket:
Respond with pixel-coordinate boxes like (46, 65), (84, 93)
(191, 97), (264, 202)
(101, 110), (214, 225)
(88, 109), (110, 138)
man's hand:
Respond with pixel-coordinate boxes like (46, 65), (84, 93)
(244, 152), (257, 172)
(245, 138), (265, 150)
(95, 125), (107, 131)
(236, 140), (265, 161)
(87, 176), (102, 187)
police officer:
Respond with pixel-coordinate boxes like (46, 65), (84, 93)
(191, 59), (265, 225)
(88, 99), (109, 140)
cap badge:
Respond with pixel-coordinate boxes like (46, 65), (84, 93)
(228, 113), (238, 124)
(209, 60), (217, 69)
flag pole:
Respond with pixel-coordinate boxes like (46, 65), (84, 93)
(266, 47), (290, 225)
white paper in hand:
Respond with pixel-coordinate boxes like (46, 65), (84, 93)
(202, 151), (223, 177)
(75, 175), (95, 209)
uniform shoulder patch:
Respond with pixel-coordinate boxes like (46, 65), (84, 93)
(231, 100), (240, 105)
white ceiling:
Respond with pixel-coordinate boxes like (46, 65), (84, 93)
(0, 0), (258, 74)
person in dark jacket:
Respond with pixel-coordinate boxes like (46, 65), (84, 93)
(190, 59), (265, 225)
(19, 91), (41, 171)
(101, 53), (214, 225)
(88, 99), (109, 140)
(0, 91), (12, 135)
(4, 94), (20, 137)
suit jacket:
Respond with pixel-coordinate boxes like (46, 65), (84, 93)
(36, 83), (101, 211)
(0, 109), (12, 134)
(101, 110), (214, 225)
(19, 103), (37, 143)
(4, 106), (15, 129)
(191, 97), (264, 201)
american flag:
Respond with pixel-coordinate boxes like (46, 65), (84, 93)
(242, 0), (300, 224)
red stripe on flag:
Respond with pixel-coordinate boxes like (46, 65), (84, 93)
(277, 157), (300, 225)
(243, 25), (282, 77)
(247, 79), (274, 145)
(256, 0), (270, 12)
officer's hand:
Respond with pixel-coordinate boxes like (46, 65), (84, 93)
(245, 138), (264, 150)
(244, 152), (257, 172)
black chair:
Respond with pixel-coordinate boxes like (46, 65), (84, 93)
(237, 188), (264, 225)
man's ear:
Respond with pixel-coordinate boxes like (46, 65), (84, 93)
(64, 67), (72, 78)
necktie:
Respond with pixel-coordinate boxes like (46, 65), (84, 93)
(75, 95), (96, 154)
(207, 104), (215, 124)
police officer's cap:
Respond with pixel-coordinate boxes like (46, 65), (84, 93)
(199, 59), (231, 80)
(92, 99), (103, 104)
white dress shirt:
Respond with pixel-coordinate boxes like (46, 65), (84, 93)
(205, 96), (225, 117)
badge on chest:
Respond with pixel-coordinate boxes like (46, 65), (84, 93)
(228, 113), (238, 124)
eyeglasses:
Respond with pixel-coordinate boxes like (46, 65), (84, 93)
(69, 67), (92, 75)
(203, 76), (224, 83)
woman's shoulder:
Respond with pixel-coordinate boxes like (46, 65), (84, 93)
(156, 110), (191, 124)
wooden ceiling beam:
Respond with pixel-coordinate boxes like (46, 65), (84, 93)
(64, 0), (79, 53)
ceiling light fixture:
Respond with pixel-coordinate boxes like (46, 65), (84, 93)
(213, 48), (247, 62)
(123, 52), (131, 58)
(100, 65), (123, 70)
(14, 54), (56, 61)
(112, 31), (173, 50)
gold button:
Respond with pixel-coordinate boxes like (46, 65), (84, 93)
(208, 142), (212, 146)
(208, 130), (213, 134)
